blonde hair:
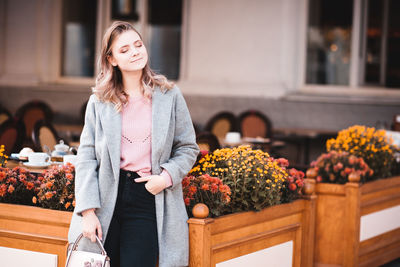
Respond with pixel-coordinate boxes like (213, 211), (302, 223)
(93, 21), (174, 111)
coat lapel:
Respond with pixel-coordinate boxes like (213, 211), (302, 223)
(98, 102), (121, 181)
(151, 88), (173, 171)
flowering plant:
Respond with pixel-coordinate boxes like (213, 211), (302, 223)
(0, 167), (40, 205)
(182, 174), (231, 217)
(310, 151), (373, 184)
(34, 163), (75, 211)
(187, 145), (304, 215)
(326, 125), (396, 179)
(282, 167), (305, 202)
(0, 145), (8, 167)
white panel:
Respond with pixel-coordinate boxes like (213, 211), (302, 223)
(216, 241), (293, 267)
(0, 246), (57, 267)
(360, 205), (400, 242)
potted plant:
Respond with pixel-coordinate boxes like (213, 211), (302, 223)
(184, 145), (316, 267)
(0, 163), (74, 267)
(307, 125), (400, 267)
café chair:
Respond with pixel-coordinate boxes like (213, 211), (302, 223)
(0, 118), (25, 155)
(0, 106), (12, 126)
(238, 110), (286, 156)
(205, 111), (238, 140)
(238, 110), (272, 139)
(196, 132), (221, 152)
(32, 120), (62, 153)
(15, 100), (54, 146)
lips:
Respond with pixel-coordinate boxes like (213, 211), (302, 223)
(130, 58), (142, 63)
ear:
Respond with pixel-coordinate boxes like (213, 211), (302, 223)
(107, 55), (117, 67)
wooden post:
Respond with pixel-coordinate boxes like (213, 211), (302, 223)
(301, 178), (317, 267)
(188, 217), (214, 267)
(344, 182), (361, 267)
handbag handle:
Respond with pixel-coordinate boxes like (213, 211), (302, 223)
(69, 233), (108, 256)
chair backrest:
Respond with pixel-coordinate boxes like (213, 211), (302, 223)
(238, 110), (273, 138)
(196, 132), (221, 152)
(0, 119), (25, 155)
(205, 112), (237, 140)
(0, 106), (12, 126)
(32, 120), (60, 152)
(15, 100), (54, 141)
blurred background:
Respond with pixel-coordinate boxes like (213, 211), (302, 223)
(0, 0), (399, 167)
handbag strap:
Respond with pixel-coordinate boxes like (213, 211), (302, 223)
(70, 233), (108, 256)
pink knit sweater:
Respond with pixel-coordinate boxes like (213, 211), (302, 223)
(120, 95), (172, 187)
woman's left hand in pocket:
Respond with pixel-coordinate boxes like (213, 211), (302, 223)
(134, 175), (166, 195)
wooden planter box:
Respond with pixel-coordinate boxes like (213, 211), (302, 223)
(313, 176), (400, 267)
(188, 189), (316, 267)
(0, 203), (72, 267)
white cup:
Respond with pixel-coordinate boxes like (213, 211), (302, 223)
(28, 152), (50, 164)
(225, 132), (241, 144)
(63, 155), (78, 166)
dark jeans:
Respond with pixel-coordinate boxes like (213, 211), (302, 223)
(104, 169), (158, 267)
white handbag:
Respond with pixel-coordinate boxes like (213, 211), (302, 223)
(65, 234), (110, 267)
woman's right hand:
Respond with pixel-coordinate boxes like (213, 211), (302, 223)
(82, 208), (103, 243)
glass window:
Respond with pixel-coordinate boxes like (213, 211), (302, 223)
(361, 0), (400, 88)
(147, 0), (182, 80)
(306, 0), (353, 85)
(61, 0), (97, 77)
(364, 0), (383, 85)
(386, 0), (400, 88)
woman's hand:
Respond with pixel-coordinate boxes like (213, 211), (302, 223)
(135, 175), (166, 195)
(82, 208), (102, 243)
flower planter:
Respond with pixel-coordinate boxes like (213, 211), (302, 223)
(313, 175), (400, 267)
(0, 203), (72, 267)
(187, 183), (316, 267)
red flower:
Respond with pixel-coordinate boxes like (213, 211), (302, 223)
(45, 192), (54, 199)
(276, 158), (289, 168)
(189, 186), (197, 194)
(184, 197), (190, 206)
(7, 185), (15, 193)
(289, 183), (297, 191)
(0, 171), (6, 181)
(0, 184), (7, 196)
(66, 173), (74, 180)
(19, 174), (27, 181)
(295, 179), (303, 187)
(182, 177), (190, 187)
(26, 182), (34, 190)
(344, 167), (352, 175)
(46, 181), (53, 189)
(348, 155), (357, 165)
(316, 176), (322, 182)
(201, 184), (209, 190)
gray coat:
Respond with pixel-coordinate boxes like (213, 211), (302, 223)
(68, 86), (199, 267)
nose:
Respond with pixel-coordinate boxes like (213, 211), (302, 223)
(131, 45), (140, 56)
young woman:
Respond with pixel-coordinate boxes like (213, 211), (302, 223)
(68, 21), (199, 267)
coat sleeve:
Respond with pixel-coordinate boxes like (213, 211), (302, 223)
(74, 94), (101, 215)
(160, 88), (200, 190)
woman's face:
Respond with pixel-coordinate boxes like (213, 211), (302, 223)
(108, 30), (148, 73)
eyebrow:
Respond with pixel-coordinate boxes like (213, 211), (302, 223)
(118, 40), (143, 50)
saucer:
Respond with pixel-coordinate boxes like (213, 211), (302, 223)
(23, 162), (51, 168)
(10, 153), (28, 162)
